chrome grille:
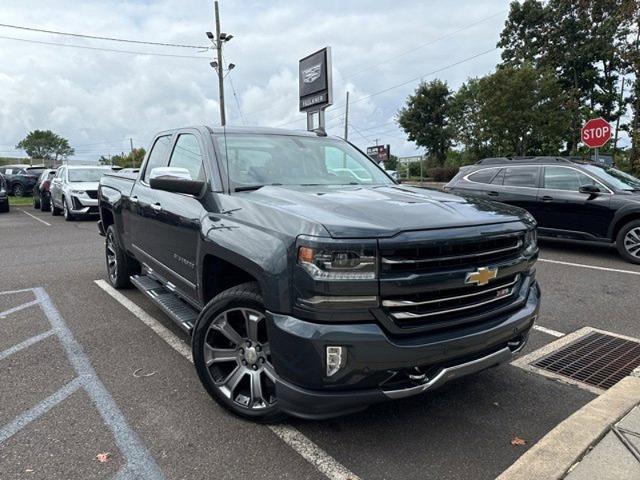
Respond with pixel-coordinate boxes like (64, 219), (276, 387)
(383, 274), (521, 327)
(381, 234), (523, 273)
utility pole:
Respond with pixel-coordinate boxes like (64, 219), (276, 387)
(129, 137), (134, 153)
(206, 2), (234, 126)
(343, 91), (350, 140)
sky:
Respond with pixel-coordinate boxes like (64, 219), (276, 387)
(0, 0), (583, 162)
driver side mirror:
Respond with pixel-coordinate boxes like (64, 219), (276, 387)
(579, 184), (601, 195)
(149, 167), (205, 196)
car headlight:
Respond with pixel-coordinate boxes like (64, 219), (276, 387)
(524, 228), (538, 256)
(297, 240), (377, 281)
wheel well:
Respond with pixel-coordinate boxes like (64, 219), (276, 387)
(613, 213), (640, 240)
(101, 207), (114, 229)
(202, 255), (259, 304)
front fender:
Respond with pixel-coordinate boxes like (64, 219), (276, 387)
(607, 204), (640, 239)
(199, 215), (293, 312)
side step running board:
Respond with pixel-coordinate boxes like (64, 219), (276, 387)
(130, 274), (198, 334)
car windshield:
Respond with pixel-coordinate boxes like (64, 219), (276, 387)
(215, 133), (393, 189)
(582, 165), (640, 191)
(68, 168), (107, 183)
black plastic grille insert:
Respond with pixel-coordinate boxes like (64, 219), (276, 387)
(533, 332), (640, 390)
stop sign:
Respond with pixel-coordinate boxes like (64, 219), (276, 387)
(581, 117), (612, 148)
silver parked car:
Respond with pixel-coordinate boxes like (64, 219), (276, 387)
(50, 165), (113, 221)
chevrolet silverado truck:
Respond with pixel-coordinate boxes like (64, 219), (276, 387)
(98, 126), (540, 422)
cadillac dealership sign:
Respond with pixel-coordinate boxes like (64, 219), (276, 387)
(299, 47), (332, 112)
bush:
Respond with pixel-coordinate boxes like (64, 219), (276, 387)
(427, 166), (459, 182)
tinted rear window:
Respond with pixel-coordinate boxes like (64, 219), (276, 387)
(468, 169), (498, 184)
(502, 167), (539, 187)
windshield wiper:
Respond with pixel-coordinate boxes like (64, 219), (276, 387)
(234, 183), (282, 192)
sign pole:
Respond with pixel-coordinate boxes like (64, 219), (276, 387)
(594, 147), (599, 163)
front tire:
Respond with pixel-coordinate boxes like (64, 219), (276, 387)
(192, 282), (285, 423)
(105, 225), (138, 288)
(63, 198), (74, 221)
(50, 197), (61, 216)
(40, 193), (50, 212)
(616, 220), (640, 264)
(33, 193), (40, 209)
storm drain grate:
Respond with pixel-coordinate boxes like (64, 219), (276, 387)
(533, 332), (640, 390)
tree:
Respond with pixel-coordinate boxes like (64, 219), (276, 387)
(451, 65), (571, 157)
(396, 80), (453, 165)
(16, 130), (74, 165)
(100, 148), (146, 168)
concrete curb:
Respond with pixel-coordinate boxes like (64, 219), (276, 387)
(497, 370), (640, 480)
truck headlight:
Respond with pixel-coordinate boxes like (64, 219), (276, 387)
(524, 228), (538, 256)
(298, 246), (376, 280)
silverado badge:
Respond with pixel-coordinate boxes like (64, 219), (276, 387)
(465, 267), (498, 286)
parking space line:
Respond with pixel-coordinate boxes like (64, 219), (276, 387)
(0, 288), (34, 296)
(532, 325), (565, 338)
(0, 377), (83, 444)
(539, 258), (640, 276)
(19, 209), (51, 226)
(94, 279), (361, 480)
(0, 299), (40, 318)
(0, 330), (54, 362)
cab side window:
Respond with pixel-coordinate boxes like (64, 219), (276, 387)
(168, 134), (205, 181)
(143, 135), (173, 183)
(544, 166), (599, 191)
(502, 167), (539, 187)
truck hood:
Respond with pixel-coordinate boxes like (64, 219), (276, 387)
(242, 185), (529, 238)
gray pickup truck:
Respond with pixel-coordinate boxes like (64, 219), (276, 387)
(98, 125), (540, 421)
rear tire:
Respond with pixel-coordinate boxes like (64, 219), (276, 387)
(12, 184), (25, 197)
(50, 197), (61, 216)
(105, 225), (139, 288)
(0, 201), (8, 213)
(192, 282), (286, 423)
(616, 220), (640, 264)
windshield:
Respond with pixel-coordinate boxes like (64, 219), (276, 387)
(215, 134), (394, 189)
(26, 168), (45, 176)
(68, 168), (108, 183)
(582, 165), (640, 191)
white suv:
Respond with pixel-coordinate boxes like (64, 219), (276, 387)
(50, 166), (114, 221)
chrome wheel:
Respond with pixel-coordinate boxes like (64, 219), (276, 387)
(203, 308), (276, 411)
(106, 231), (118, 283)
(624, 227), (640, 258)
(63, 201), (69, 219)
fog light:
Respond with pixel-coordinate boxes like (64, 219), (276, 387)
(326, 346), (346, 377)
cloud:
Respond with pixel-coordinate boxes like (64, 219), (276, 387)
(0, 0), (512, 160)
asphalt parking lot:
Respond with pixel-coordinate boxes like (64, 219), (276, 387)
(1, 206), (639, 480)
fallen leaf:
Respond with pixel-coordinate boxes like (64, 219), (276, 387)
(511, 436), (527, 446)
(96, 452), (111, 463)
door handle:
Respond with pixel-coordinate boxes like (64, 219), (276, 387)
(130, 195), (138, 204)
(151, 202), (162, 212)
(487, 191), (499, 197)
(541, 195), (554, 202)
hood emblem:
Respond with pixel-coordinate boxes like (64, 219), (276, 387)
(302, 63), (322, 83)
(465, 267), (498, 286)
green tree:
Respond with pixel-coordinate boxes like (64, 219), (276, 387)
(100, 148), (146, 168)
(16, 130), (74, 165)
(396, 80), (452, 165)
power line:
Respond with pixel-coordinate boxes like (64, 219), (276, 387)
(0, 23), (209, 50)
(0, 35), (210, 59)
(226, 72), (247, 125)
(342, 10), (506, 80)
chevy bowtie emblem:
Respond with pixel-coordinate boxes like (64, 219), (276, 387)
(465, 267), (498, 286)
(302, 63), (322, 83)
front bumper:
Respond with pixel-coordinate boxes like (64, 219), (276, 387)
(69, 195), (99, 215)
(268, 281), (540, 420)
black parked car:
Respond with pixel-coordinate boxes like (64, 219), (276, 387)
(445, 157), (640, 263)
(0, 173), (9, 212)
(33, 168), (58, 210)
(0, 165), (46, 196)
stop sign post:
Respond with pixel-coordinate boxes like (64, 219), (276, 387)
(581, 117), (612, 162)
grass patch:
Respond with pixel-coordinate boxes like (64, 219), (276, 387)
(9, 195), (33, 206)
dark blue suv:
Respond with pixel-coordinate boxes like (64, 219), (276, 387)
(0, 165), (46, 197)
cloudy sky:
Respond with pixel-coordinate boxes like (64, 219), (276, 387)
(0, 0), (513, 161)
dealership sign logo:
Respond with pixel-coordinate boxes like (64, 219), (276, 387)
(302, 63), (322, 83)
